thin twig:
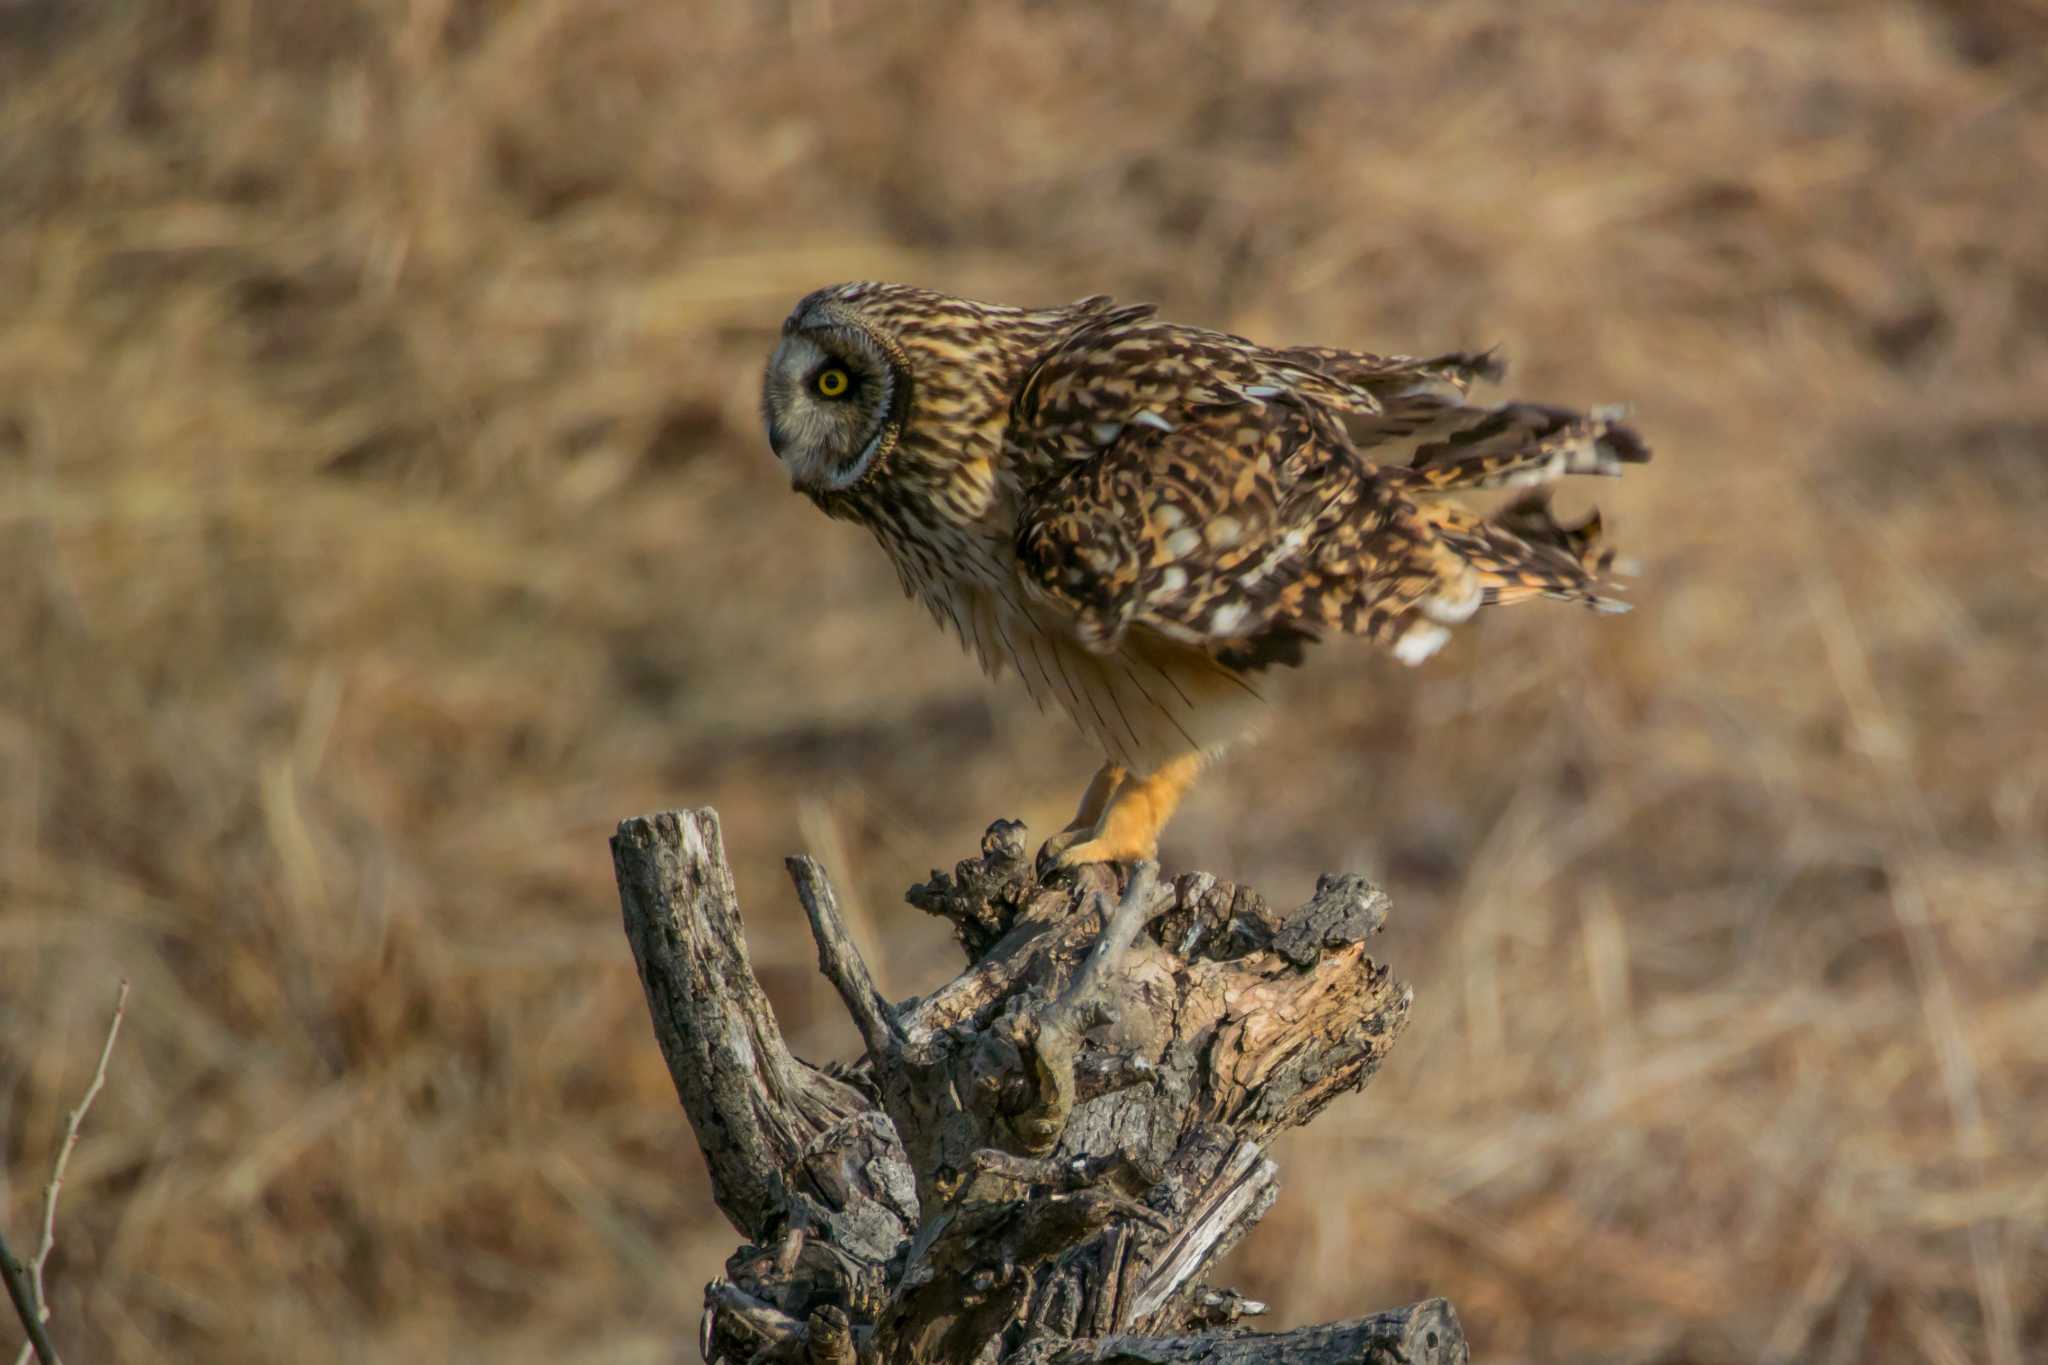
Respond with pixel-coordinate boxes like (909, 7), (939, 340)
(6, 979), (129, 1365)
(0, 1227), (59, 1365)
(788, 855), (903, 1065)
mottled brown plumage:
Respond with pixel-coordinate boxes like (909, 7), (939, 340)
(762, 283), (1650, 866)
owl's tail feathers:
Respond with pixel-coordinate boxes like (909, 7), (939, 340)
(1425, 494), (1636, 615)
(1389, 403), (1650, 493)
(1324, 492), (1630, 669)
(1332, 401), (1644, 667)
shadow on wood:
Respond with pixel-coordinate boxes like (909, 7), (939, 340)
(611, 809), (1467, 1365)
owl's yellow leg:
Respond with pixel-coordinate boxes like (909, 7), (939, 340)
(1065, 762), (1127, 831)
(1036, 762), (1127, 868)
(1048, 752), (1204, 869)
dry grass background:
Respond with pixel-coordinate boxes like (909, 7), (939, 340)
(2, 1), (2045, 1361)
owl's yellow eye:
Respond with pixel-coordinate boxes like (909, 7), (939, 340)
(815, 367), (851, 399)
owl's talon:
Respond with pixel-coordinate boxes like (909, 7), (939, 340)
(1035, 828), (1095, 876)
(1045, 835), (1153, 873)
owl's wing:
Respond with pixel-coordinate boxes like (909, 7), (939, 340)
(1011, 312), (1509, 465)
(1015, 310), (1645, 486)
(1011, 312), (1646, 667)
(1014, 395), (1636, 670)
(1014, 398), (1462, 666)
(1011, 315), (1374, 475)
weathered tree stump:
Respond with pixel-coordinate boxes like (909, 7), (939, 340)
(611, 809), (1467, 1365)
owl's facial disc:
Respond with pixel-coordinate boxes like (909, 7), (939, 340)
(761, 321), (905, 493)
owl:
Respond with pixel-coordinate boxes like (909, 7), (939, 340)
(761, 284), (1649, 869)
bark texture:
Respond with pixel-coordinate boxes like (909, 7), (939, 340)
(612, 810), (1467, 1365)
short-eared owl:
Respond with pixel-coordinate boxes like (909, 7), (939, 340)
(762, 284), (1649, 868)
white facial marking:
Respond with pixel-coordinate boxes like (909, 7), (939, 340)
(821, 426), (887, 491)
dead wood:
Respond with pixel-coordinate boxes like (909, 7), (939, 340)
(612, 809), (1467, 1365)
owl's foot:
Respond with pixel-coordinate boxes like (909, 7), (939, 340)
(1040, 829), (1158, 872)
(1036, 753), (1203, 874)
(1037, 762), (1131, 874)
(1035, 826), (1094, 873)
(1036, 824), (1156, 873)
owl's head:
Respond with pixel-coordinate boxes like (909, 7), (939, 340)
(760, 287), (913, 495)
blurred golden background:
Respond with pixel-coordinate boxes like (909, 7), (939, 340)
(3, 2), (2045, 1361)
